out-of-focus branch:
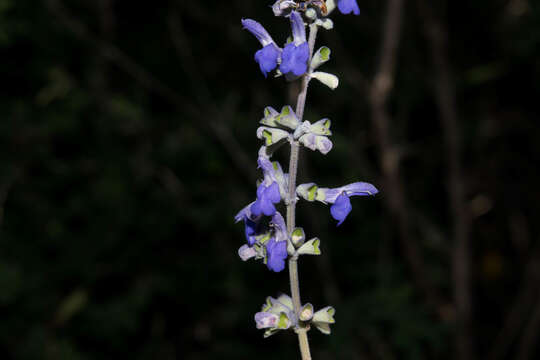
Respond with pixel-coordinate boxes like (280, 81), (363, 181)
(167, 9), (256, 184)
(415, 1), (473, 359)
(44, 0), (256, 183)
(368, 0), (446, 316)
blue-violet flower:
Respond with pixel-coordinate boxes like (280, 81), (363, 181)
(251, 182), (281, 216)
(279, 11), (309, 77)
(242, 19), (281, 77)
(337, 0), (360, 15)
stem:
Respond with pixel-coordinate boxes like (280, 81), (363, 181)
(287, 23), (318, 360)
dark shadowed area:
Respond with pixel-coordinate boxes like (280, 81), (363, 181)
(1, 0), (540, 359)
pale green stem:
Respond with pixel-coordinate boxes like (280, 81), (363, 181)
(287, 23), (319, 360)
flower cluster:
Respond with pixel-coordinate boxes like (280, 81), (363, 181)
(243, 0), (360, 78)
(236, 0), (376, 344)
(254, 294), (337, 337)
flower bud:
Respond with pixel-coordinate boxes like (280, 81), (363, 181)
(238, 244), (257, 261)
(296, 183), (319, 201)
(310, 71), (339, 90)
(305, 8), (317, 20)
(291, 227), (306, 248)
(297, 238), (321, 256)
(315, 18), (334, 30)
(310, 118), (332, 135)
(275, 105), (300, 130)
(299, 303), (314, 321)
(260, 106), (280, 127)
(312, 306), (336, 335)
(313, 306), (335, 324)
(257, 126), (291, 146)
(311, 47), (331, 70)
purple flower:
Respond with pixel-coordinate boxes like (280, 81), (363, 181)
(242, 19), (281, 77)
(251, 182), (281, 216)
(337, 0), (360, 15)
(254, 294), (296, 334)
(234, 202), (263, 245)
(255, 312), (279, 329)
(271, 212), (288, 242)
(255, 45), (281, 77)
(330, 193), (353, 226)
(280, 42), (310, 76)
(326, 182), (378, 225)
(279, 11), (309, 77)
(266, 237), (288, 272)
(244, 218), (260, 245)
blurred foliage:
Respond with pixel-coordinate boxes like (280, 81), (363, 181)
(1, 0), (540, 359)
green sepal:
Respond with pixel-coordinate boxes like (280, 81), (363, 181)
(262, 130), (273, 146)
(257, 126), (290, 146)
(313, 306), (335, 324)
(291, 227), (306, 248)
(263, 328), (280, 338)
(276, 105), (300, 130)
(287, 240), (296, 256)
(312, 306), (335, 335)
(256, 232), (271, 245)
(308, 185), (318, 201)
(276, 294), (294, 310)
(310, 118), (332, 136)
(311, 47), (331, 70)
(315, 188), (327, 202)
(311, 71), (339, 90)
(277, 312), (291, 329)
(260, 106), (279, 127)
(266, 298), (292, 316)
(314, 322), (331, 335)
(296, 183), (318, 202)
(297, 238), (321, 256)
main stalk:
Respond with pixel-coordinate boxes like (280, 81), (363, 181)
(287, 23), (319, 360)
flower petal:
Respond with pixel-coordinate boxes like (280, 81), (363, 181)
(342, 182), (379, 197)
(330, 193), (352, 226)
(250, 198), (264, 217)
(255, 312), (279, 329)
(265, 182), (281, 204)
(280, 42), (309, 77)
(254, 44), (280, 77)
(244, 218), (261, 246)
(242, 19), (276, 46)
(234, 201), (257, 222)
(260, 196), (277, 216)
(289, 11), (307, 45)
(271, 212), (288, 242)
(337, 0), (360, 15)
(266, 238), (288, 272)
(238, 244), (257, 261)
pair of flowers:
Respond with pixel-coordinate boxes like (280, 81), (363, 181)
(242, 11), (308, 78)
(235, 151), (378, 273)
(242, 0), (360, 78)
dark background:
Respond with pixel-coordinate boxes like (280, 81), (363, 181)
(1, 0), (539, 359)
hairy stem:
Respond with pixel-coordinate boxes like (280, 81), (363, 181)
(287, 23), (318, 360)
